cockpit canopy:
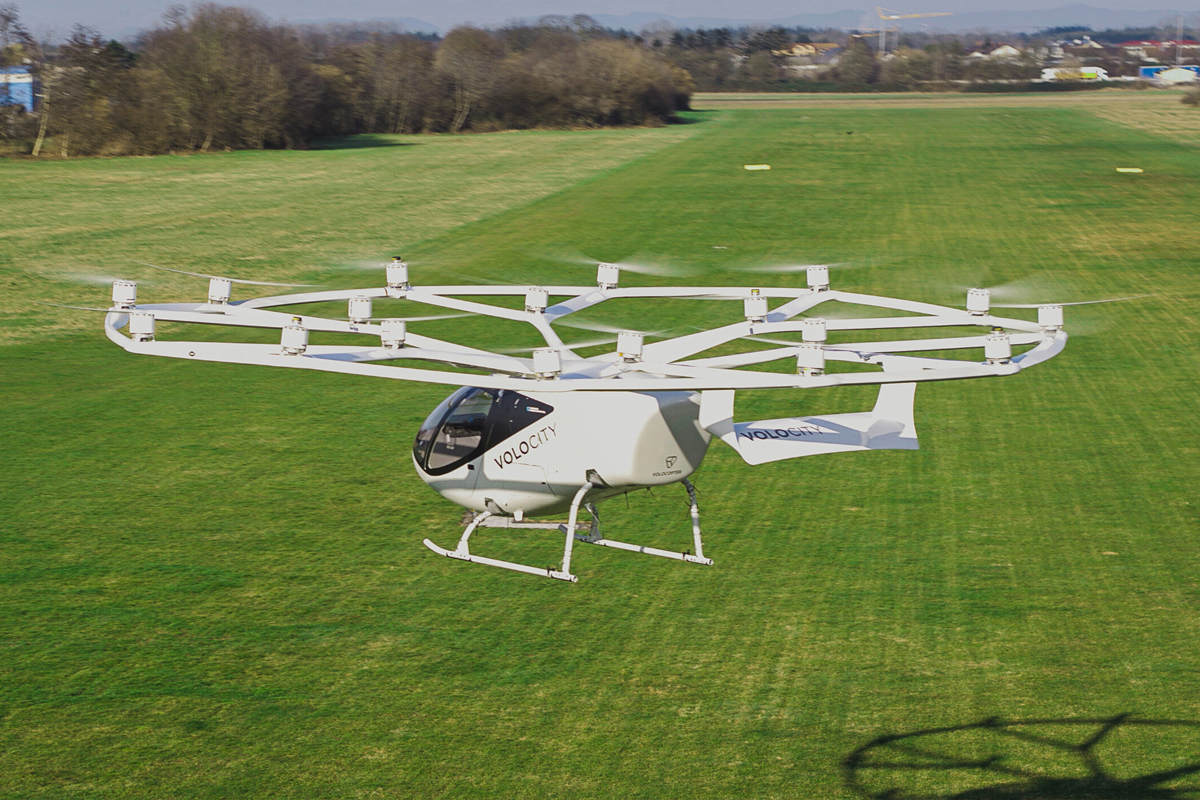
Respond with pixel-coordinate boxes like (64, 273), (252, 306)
(413, 387), (554, 476)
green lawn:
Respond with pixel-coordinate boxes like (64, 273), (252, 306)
(0, 124), (699, 344)
(2, 107), (1200, 799)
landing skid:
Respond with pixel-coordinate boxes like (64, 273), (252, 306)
(422, 479), (712, 582)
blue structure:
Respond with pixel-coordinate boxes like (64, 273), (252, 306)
(0, 66), (35, 112)
(1139, 65), (1200, 80)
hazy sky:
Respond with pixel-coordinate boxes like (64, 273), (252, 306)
(16, 0), (1191, 37)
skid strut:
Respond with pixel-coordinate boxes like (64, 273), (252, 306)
(423, 479), (712, 581)
(571, 479), (712, 565)
(422, 483), (592, 582)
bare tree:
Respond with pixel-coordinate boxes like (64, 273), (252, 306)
(434, 27), (501, 132)
(142, 4), (295, 151)
(352, 34), (434, 133)
(49, 28), (139, 156)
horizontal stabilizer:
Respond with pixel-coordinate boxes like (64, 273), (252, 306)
(699, 383), (917, 466)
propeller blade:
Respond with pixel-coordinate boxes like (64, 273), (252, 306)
(553, 318), (628, 335)
(63, 272), (136, 286)
(34, 302), (469, 323)
(500, 336), (618, 353)
(952, 276), (1062, 302)
(328, 257), (426, 269)
(403, 265), (511, 287)
(327, 259), (392, 271)
(329, 258), (503, 285)
(732, 261), (850, 274)
(553, 318), (679, 337)
(742, 335), (804, 347)
(34, 300), (115, 312)
(132, 260), (321, 287)
(993, 295), (1152, 309)
(362, 314), (472, 323)
(532, 246), (697, 277)
(565, 336), (620, 349)
(608, 259), (697, 278)
(731, 255), (888, 275)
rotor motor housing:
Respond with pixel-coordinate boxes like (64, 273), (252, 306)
(280, 324), (308, 355)
(112, 280), (137, 309)
(596, 263), (620, 289)
(348, 295), (373, 324)
(617, 331), (643, 362)
(129, 312), (155, 342)
(744, 292), (768, 323)
(380, 319), (407, 349)
(386, 259), (409, 289)
(967, 288), (991, 315)
(802, 317), (828, 343)
(807, 266), (830, 291)
(207, 277), (233, 305)
(1039, 305), (1064, 330)
(525, 287), (549, 313)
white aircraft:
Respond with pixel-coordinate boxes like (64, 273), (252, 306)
(102, 258), (1074, 582)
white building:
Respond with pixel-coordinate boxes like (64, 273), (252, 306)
(1040, 66), (1109, 81)
(1156, 66), (1198, 84)
(987, 44), (1023, 61)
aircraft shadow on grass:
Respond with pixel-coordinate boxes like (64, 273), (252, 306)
(843, 713), (1200, 799)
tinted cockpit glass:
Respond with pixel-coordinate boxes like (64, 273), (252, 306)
(413, 388), (554, 476)
(412, 387), (472, 467)
(487, 391), (553, 444)
(427, 390), (494, 471)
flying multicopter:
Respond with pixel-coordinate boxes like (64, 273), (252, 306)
(102, 258), (1072, 583)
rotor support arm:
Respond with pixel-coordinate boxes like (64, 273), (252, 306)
(102, 272), (1068, 394)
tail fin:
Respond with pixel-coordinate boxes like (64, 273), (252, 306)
(700, 382), (917, 467)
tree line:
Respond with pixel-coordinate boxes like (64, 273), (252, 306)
(0, 5), (693, 157)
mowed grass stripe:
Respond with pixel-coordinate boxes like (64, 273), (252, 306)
(2, 107), (1199, 798)
(0, 124), (701, 344)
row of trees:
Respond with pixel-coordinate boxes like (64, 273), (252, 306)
(1, 5), (693, 156)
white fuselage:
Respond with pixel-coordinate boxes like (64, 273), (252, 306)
(412, 388), (712, 517)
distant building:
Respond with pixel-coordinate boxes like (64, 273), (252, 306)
(0, 66), (35, 112)
(773, 42), (841, 62)
(1120, 40), (1200, 59)
(967, 43), (1026, 61)
(1040, 66), (1109, 81)
(1143, 65), (1200, 84)
(986, 44), (1023, 61)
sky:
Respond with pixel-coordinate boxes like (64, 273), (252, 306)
(15, 0), (1193, 38)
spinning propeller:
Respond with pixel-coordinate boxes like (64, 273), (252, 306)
(131, 260), (321, 287)
(952, 274), (1149, 311)
(731, 260), (858, 274)
(538, 247), (699, 280)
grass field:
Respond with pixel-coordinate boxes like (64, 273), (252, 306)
(695, 88), (1200, 147)
(3, 97), (1200, 799)
(0, 124), (699, 344)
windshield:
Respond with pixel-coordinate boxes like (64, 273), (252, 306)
(412, 387), (474, 467)
(413, 388), (554, 476)
(427, 389), (494, 471)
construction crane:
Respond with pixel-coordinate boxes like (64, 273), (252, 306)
(876, 6), (952, 53)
